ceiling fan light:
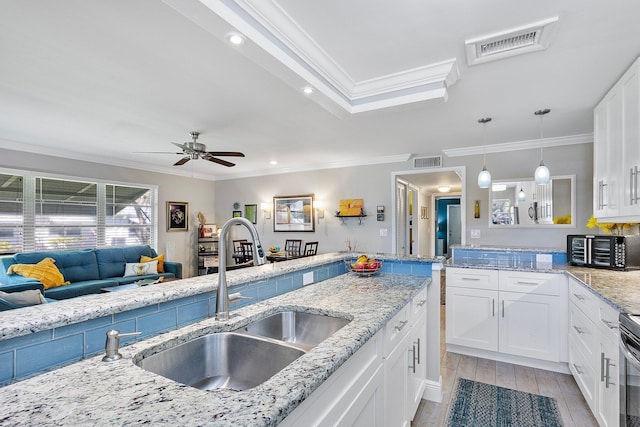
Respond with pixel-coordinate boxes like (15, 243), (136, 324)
(478, 167), (492, 188)
(535, 162), (550, 185)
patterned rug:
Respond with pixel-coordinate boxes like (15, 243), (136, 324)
(446, 378), (563, 426)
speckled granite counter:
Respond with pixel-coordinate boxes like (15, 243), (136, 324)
(0, 272), (429, 426)
(567, 266), (640, 313)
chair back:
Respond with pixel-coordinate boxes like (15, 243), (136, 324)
(239, 241), (254, 263)
(304, 241), (318, 256)
(284, 239), (303, 258)
(232, 239), (248, 264)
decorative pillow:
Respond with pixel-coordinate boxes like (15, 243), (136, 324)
(124, 260), (158, 277)
(140, 254), (165, 273)
(7, 258), (70, 289)
(0, 289), (47, 306)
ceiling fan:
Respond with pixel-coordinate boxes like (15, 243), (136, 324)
(142, 131), (245, 167)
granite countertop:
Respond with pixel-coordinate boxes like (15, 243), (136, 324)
(566, 266), (640, 314)
(0, 272), (429, 426)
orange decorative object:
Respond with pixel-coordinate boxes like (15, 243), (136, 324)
(339, 198), (364, 216)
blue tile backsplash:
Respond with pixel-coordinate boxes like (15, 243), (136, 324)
(451, 246), (567, 269)
(0, 258), (435, 384)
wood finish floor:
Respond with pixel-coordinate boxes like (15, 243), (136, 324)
(410, 306), (598, 426)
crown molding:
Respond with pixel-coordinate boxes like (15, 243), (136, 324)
(167, 0), (459, 113)
(442, 133), (593, 157)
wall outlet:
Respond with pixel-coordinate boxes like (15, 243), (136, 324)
(470, 229), (481, 239)
(379, 228), (388, 237)
(303, 272), (314, 286)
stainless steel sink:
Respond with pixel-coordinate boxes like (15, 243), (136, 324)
(236, 311), (351, 351)
(135, 332), (304, 391)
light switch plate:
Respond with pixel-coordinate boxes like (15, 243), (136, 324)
(536, 254), (553, 269)
(470, 229), (481, 239)
(303, 272), (314, 286)
(379, 228), (388, 237)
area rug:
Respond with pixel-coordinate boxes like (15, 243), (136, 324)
(446, 378), (563, 427)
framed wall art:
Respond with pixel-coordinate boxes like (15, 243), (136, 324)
(244, 204), (257, 224)
(167, 201), (188, 232)
(273, 194), (315, 232)
(232, 210), (242, 218)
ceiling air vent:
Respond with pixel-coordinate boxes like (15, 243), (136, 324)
(413, 155), (442, 169)
(465, 16), (558, 66)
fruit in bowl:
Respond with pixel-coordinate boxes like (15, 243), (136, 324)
(350, 255), (382, 272)
(269, 246), (280, 253)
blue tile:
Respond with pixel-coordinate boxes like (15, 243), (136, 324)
(195, 291), (215, 302)
(391, 262), (412, 274)
(276, 277), (293, 293)
(85, 319), (136, 356)
(258, 282), (279, 300)
(160, 296), (195, 310)
(410, 263), (432, 276)
(291, 273), (303, 289)
(114, 304), (158, 322)
(16, 334), (84, 378)
(55, 316), (112, 339)
(177, 301), (209, 326)
(137, 309), (177, 336)
(0, 351), (14, 384)
(0, 330), (53, 353)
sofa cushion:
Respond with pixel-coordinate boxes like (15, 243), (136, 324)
(141, 254), (165, 272)
(14, 250), (99, 283)
(44, 279), (119, 300)
(0, 289), (46, 306)
(95, 245), (156, 279)
(7, 258), (70, 289)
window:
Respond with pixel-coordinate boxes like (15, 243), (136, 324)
(0, 171), (156, 255)
(0, 173), (23, 254)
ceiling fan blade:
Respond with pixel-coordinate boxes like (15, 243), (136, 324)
(205, 151), (245, 157)
(133, 151), (183, 154)
(206, 156), (235, 167)
(171, 142), (189, 150)
(174, 157), (190, 166)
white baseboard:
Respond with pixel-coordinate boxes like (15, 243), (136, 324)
(422, 376), (443, 403)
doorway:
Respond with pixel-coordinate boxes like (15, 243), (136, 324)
(391, 167), (466, 257)
(435, 197), (461, 257)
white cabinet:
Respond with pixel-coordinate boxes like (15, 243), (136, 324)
(407, 288), (427, 421)
(594, 56), (640, 222)
(568, 276), (620, 427)
(446, 268), (567, 365)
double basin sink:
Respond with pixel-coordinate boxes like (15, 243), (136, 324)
(135, 310), (350, 392)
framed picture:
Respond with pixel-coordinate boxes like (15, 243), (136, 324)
(244, 204), (257, 224)
(273, 194), (315, 232)
(232, 210), (242, 218)
(167, 201), (188, 232)
(377, 213), (384, 221)
(377, 205), (385, 213)
(201, 224), (217, 237)
(420, 206), (429, 220)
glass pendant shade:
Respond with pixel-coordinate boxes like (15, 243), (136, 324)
(478, 167), (491, 188)
(535, 161), (550, 185)
(517, 188), (526, 201)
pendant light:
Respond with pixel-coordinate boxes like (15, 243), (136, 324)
(534, 109), (551, 185)
(477, 117), (492, 188)
(517, 188), (526, 202)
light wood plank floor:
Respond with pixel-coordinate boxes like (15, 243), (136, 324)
(411, 306), (598, 426)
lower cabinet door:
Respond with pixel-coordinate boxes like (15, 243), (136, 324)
(597, 333), (620, 427)
(337, 364), (385, 427)
(446, 286), (498, 351)
(569, 335), (597, 411)
(407, 318), (427, 420)
(499, 291), (561, 362)
(384, 333), (410, 427)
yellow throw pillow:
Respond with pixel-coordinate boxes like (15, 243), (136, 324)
(7, 257), (70, 289)
(140, 254), (165, 273)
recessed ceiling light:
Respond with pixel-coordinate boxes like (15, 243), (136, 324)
(269, 160), (278, 165)
(438, 186), (451, 193)
(302, 86), (315, 95)
(226, 32), (245, 46)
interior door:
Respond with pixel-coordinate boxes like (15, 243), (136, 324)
(396, 180), (408, 256)
(447, 204), (461, 254)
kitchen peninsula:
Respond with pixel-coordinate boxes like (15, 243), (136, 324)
(0, 253), (439, 426)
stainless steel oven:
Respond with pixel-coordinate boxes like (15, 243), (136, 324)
(620, 313), (640, 425)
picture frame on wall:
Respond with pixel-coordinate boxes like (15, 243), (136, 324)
(201, 224), (217, 237)
(167, 201), (188, 232)
(273, 194), (315, 232)
(244, 204), (257, 224)
(232, 210), (242, 218)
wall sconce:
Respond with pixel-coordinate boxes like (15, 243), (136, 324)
(260, 201), (272, 219)
(315, 200), (324, 223)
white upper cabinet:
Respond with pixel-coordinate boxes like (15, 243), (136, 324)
(594, 57), (640, 222)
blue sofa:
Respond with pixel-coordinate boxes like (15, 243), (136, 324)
(0, 245), (182, 300)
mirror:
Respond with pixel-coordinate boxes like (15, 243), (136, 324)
(489, 175), (576, 228)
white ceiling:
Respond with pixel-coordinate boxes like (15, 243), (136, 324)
(0, 0), (639, 184)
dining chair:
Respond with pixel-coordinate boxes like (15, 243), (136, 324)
(285, 239), (303, 258)
(303, 241), (318, 256)
(232, 239), (247, 264)
(239, 241), (254, 263)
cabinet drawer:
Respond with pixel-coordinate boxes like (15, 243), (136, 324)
(569, 302), (598, 361)
(569, 278), (599, 316)
(498, 271), (562, 296)
(446, 268), (498, 290)
(569, 335), (597, 410)
(598, 300), (620, 340)
(384, 304), (410, 357)
(410, 288), (427, 325)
